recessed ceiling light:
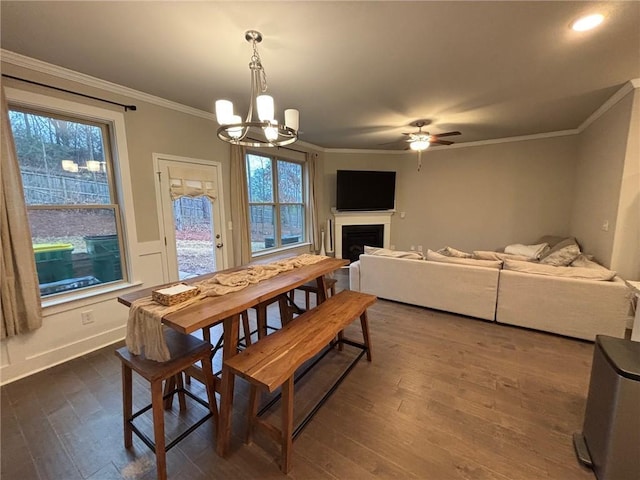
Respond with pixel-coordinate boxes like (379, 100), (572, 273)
(571, 14), (604, 32)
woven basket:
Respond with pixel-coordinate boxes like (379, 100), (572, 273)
(152, 284), (200, 306)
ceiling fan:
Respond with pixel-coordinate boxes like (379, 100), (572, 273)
(402, 120), (461, 171)
(404, 120), (461, 149)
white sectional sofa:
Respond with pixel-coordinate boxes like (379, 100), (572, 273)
(349, 254), (500, 321)
(350, 253), (632, 341)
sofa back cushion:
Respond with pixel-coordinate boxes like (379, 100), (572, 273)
(503, 259), (616, 281)
(364, 245), (424, 260)
(426, 250), (502, 269)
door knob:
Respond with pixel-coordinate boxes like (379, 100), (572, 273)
(216, 243), (224, 248)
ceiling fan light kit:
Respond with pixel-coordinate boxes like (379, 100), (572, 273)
(571, 13), (604, 32)
(215, 30), (299, 148)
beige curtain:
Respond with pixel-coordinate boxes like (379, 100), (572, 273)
(230, 145), (251, 266)
(307, 152), (321, 252)
(1, 88), (42, 338)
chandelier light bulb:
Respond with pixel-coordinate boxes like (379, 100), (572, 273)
(264, 122), (279, 141)
(215, 99), (234, 125)
(228, 115), (243, 138)
(284, 109), (299, 131)
(86, 160), (101, 172)
(257, 95), (275, 122)
(61, 160), (76, 172)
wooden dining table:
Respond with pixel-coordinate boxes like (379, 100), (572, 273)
(117, 255), (348, 457)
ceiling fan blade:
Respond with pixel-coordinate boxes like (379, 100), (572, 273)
(430, 139), (454, 146)
(433, 131), (461, 138)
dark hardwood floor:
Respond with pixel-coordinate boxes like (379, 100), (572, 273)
(1, 270), (596, 479)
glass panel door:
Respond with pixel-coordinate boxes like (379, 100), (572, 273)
(157, 157), (226, 281)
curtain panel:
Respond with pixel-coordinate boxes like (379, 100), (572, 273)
(230, 145), (251, 266)
(1, 87), (42, 338)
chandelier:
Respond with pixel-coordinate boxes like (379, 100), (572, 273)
(215, 30), (299, 148)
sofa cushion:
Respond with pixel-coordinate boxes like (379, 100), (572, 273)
(539, 237), (581, 266)
(473, 250), (532, 262)
(436, 246), (473, 258)
(426, 250), (502, 269)
(364, 245), (424, 260)
(571, 254), (615, 273)
(503, 259), (616, 281)
(504, 243), (550, 260)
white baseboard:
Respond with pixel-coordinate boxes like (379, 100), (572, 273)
(0, 326), (126, 386)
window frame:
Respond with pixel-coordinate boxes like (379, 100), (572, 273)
(5, 87), (140, 308)
(245, 150), (307, 255)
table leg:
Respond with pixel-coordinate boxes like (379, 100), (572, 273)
(316, 276), (328, 303)
(216, 313), (240, 457)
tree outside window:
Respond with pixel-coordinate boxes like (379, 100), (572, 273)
(246, 153), (305, 252)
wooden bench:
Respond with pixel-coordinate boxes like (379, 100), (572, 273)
(223, 289), (376, 473)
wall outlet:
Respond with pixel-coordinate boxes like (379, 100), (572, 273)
(417, 245), (423, 252)
(81, 310), (94, 325)
(410, 245), (415, 251)
(601, 220), (609, 232)
(400, 212), (406, 219)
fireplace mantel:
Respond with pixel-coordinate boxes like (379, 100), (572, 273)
(332, 208), (394, 259)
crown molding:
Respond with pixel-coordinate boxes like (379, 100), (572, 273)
(325, 129), (579, 154)
(578, 79), (639, 132)
(4, 50), (636, 154)
(1, 49), (215, 120)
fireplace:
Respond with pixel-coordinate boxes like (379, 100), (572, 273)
(332, 208), (394, 262)
(342, 224), (384, 263)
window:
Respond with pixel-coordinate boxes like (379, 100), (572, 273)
(8, 106), (127, 297)
(246, 152), (305, 253)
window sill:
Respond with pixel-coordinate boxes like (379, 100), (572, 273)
(252, 242), (312, 259)
(42, 280), (143, 316)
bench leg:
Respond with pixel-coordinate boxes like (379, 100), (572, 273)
(121, 364), (133, 449)
(151, 379), (168, 480)
(246, 384), (260, 445)
(360, 311), (373, 362)
(281, 376), (294, 474)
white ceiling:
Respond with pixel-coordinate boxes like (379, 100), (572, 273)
(2, 1), (639, 150)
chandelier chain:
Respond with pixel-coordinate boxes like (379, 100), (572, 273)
(250, 39), (268, 93)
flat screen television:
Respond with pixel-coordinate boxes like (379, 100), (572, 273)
(336, 170), (396, 211)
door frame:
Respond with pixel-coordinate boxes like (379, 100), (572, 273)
(153, 153), (229, 281)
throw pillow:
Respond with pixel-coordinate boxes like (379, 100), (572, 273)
(473, 250), (532, 262)
(426, 250), (502, 269)
(534, 235), (567, 249)
(364, 245), (424, 260)
(503, 259), (616, 281)
(436, 246), (473, 258)
(504, 243), (550, 260)
(539, 237), (581, 266)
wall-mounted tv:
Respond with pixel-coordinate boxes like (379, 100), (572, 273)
(336, 170), (396, 211)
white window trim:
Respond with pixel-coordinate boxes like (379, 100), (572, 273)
(246, 151), (307, 254)
(5, 87), (141, 308)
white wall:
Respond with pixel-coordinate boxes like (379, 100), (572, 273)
(571, 86), (636, 270)
(610, 88), (640, 280)
(324, 135), (579, 253)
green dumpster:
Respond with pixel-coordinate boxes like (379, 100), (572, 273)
(84, 235), (122, 282)
(33, 243), (74, 284)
